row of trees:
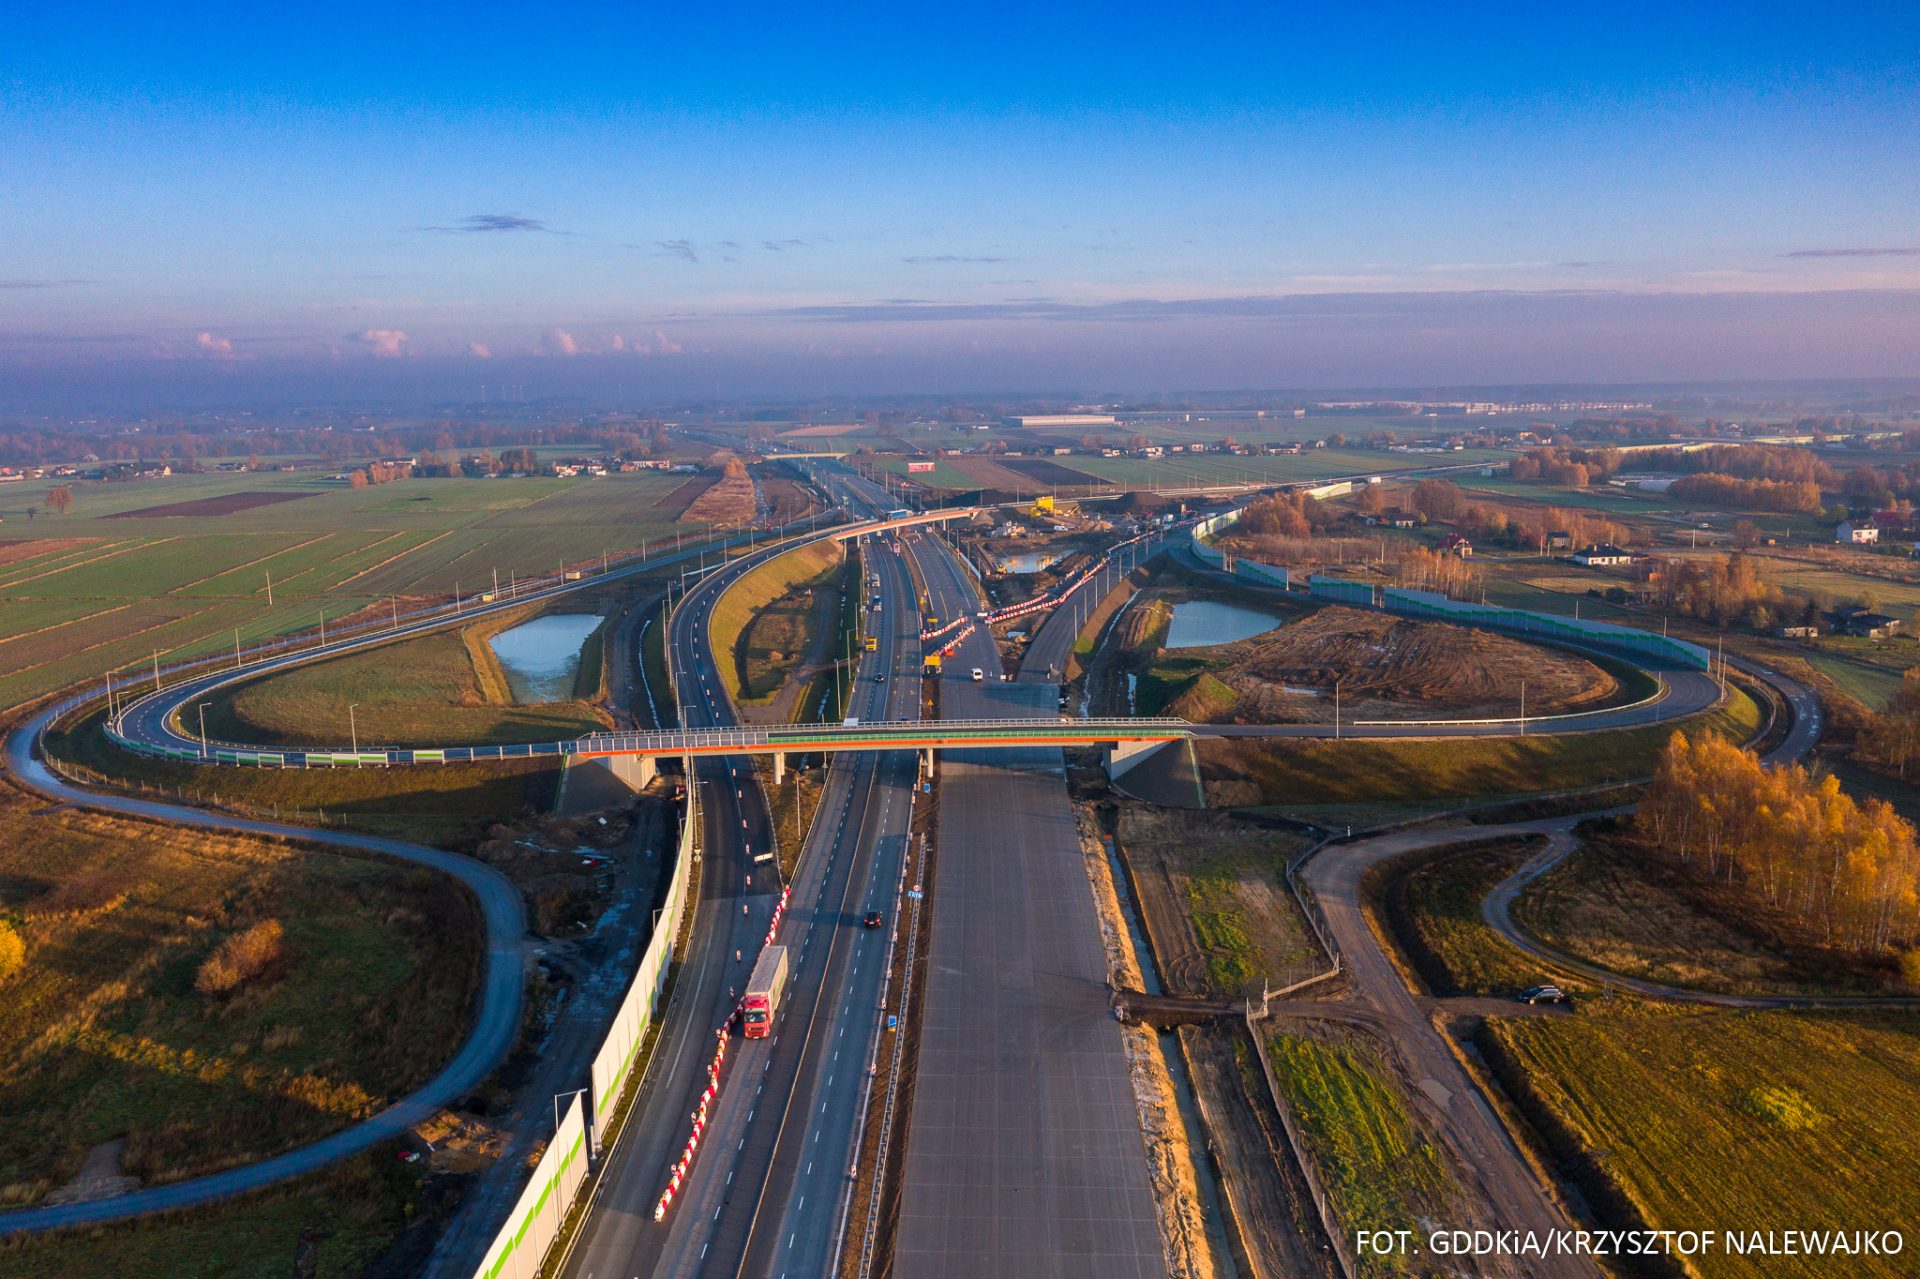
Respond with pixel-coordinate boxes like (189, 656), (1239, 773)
(1667, 473), (1824, 513)
(1639, 733), (1920, 951)
(1507, 446), (1627, 487)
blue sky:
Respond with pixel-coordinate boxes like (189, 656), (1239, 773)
(5, 2), (1919, 404)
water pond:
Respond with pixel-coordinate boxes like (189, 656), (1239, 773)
(1164, 599), (1284, 649)
(489, 613), (605, 703)
(999, 551), (1059, 574)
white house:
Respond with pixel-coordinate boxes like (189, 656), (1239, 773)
(1573, 544), (1636, 567)
(1837, 521), (1880, 545)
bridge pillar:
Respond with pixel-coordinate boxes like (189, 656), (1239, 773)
(1105, 738), (1172, 781)
(595, 753), (657, 793)
(771, 751), (786, 785)
(921, 747), (934, 777)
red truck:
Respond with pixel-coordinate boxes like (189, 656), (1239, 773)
(741, 945), (790, 1040)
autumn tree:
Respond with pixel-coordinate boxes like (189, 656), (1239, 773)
(44, 486), (73, 516)
(1640, 732), (1920, 950)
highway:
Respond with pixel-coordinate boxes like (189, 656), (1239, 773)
(890, 525), (1166, 1279)
(564, 475), (926, 1278)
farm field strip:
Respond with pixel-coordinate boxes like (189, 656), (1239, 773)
(168, 533), (343, 595)
(329, 529), (456, 590)
(0, 538), (182, 594)
(0, 601), (140, 652)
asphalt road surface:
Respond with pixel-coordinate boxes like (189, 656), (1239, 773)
(565, 490), (925, 1278)
(890, 530), (1165, 1279)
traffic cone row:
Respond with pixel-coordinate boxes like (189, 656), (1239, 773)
(764, 885), (792, 946)
(653, 1026), (736, 1221)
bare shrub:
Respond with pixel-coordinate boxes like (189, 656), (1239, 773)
(194, 919), (286, 998)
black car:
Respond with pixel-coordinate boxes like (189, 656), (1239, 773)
(1516, 984), (1570, 1005)
(862, 910), (883, 929)
(874, 673), (886, 683)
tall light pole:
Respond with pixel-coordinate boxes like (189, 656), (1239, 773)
(197, 703), (209, 760)
(348, 704), (360, 756)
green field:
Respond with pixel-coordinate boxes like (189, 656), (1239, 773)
(1369, 838), (1549, 997)
(1485, 1008), (1920, 1279)
(0, 470), (706, 711)
(200, 604), (611, 749)
(1262, 1030), (1450, 1276)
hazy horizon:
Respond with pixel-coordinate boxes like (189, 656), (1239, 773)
(8, 3), (1920, 409)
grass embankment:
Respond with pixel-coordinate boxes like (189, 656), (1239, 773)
(1115, 808), (1316, 997)
(639, 597), (674, 728)
(49, 710), (557, 849)
(1261, 1030), (1450, 1276)
(1200, 684), (1761, 812)
(1513, 824), (1902, 996)
(1366, 837), (1549, 997)
(200, 604), (612, 749)
(0, 781), (479, 1206)
(1482, 1008), (1920, 1279)
(710, 538), (844, 706)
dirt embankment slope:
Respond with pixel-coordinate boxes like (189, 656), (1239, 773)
(1187, 605), (1618, 723)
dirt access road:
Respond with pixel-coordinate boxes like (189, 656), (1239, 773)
(1300, 818), (1604, 1279)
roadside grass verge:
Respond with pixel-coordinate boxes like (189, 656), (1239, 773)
(199, 604), (610, 749)
(0, 780), (479, 1204)
(1364, 836), (1550, 997)
(1481, 1007), (1920, 1279)
(0, 1153), (425, 1279)
(1261, 1029), (1449, 1276)
(48, 710), (557, 849)
(1200, 685), (1761, 810)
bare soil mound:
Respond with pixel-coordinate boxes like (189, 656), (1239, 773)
(1203, 605), (1618, 722)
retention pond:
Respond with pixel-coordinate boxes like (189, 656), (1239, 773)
(1164, 599), (1284, 649)
(489, 613), (604, 703)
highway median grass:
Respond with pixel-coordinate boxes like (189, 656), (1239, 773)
(709, 538), (844, 706)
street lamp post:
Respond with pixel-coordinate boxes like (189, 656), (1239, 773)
(348, 704), (360, 757)
(198, 703), (209, 760)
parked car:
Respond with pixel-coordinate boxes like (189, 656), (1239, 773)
(1516, 984), (1570, 1005)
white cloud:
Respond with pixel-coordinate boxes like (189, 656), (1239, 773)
(195, 331), (235, 357)
(467, 341), (492, 359)
(643, 328), (682, 355)
(608, 334), (627, 352)
(543, 328), (580, 357)
(346, 328), (409, 358)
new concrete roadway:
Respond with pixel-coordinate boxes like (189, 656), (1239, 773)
(889, 528), (1166, 1279)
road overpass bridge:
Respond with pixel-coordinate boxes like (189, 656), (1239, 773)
(109, 716), (1194, 787)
